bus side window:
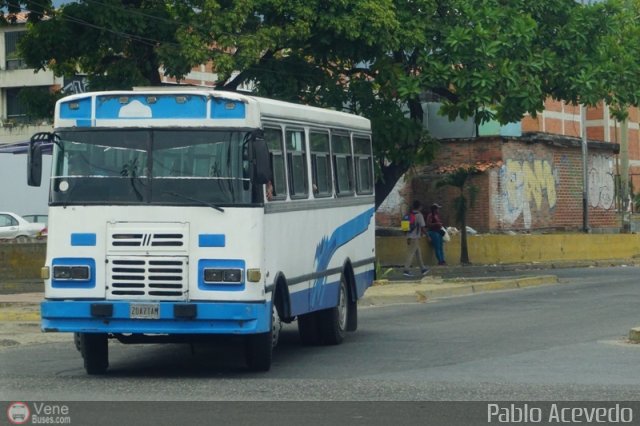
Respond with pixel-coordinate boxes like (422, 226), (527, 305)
(286, 129), (308, 199)
(354, 135), (373, 194)
(331, 133), (353, 196)
(310, 131), (332, 197)
(264, 127), (286, 200)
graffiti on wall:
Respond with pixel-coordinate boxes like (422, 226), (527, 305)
(497, 159), (558, 229)
(62, 76), (89, 95)
(588, 155), (615, 210)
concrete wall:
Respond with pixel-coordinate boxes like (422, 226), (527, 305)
(0, 243), (45, 280)
(377, 233), (640, 266)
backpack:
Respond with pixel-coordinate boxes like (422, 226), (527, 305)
(401, 211), (417, 233)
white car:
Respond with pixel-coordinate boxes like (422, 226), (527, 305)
(0, 211), (47, 242)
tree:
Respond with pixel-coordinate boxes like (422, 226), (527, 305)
(436, 166), (479, 265)
(15, 0), (640, 208)
(0, 1), (49, 24)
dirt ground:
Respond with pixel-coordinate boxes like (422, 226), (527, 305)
(0, 295), (72, 349)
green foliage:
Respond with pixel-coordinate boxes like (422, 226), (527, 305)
(13, 0), (640, 206)
(0, 1), (50, 24)
(375, 262), (394, 280)
(16, 87), (62, 122)
(19, 0), (178, 87)
(436, 166), (480, 264)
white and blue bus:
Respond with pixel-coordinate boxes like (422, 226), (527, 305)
(27, 89), (375, 373)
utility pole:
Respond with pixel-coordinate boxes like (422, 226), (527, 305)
(581, 104), (590, 233)
(620, 117), (630, 231)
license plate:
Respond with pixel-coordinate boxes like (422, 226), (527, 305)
(129, 303), (160, 319)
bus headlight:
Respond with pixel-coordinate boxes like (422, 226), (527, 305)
(53, 265), (91, 281)
(203, 268), (243, 284)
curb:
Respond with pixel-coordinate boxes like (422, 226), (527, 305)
(360, 275), (559, 306)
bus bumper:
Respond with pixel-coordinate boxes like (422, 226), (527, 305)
(40, 300), (271, 335)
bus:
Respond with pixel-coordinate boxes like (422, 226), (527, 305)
(27, 89), (376, 374)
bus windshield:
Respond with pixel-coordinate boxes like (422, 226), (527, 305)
(50, 129), (255, 206)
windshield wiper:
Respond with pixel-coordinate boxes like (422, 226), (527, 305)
(121, 159), (144, 202)
(163, 191), (225, 213)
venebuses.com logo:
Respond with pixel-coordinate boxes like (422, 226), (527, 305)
(6, 401), (72, 424)
(6, 402), (30, 425)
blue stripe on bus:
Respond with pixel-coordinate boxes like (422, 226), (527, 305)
(41, 300), (271, 334)
(288, 269), (374, 316)
(210, 99), (246, 119)
(198, 234), (226, 247)
(60, 98), (92, 119)
(354, 269), (375, 298)
(70, 233), (96, 246)
(288, 287), (311, 316)
(310, 207), (375, 309)
(95, 95), (208, 119)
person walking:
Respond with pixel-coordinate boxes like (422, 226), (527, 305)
(426, 203), (446, 265)
(403, 200), (429, 277)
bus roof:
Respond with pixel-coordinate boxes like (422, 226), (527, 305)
(54, 89), (371, 132)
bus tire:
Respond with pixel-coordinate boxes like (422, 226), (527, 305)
(245, 301), (279, 371)
(346, 294), (358, 332)
(297, 312), (321, 345)
(74, 332), (82, 352)
(317, 274), (348, 345)
(245, 332), (272, 372)
(80, 333), (109, 375)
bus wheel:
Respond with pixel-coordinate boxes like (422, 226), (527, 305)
(73, 333), (82, 352)
(245, 302), (279, 372)
(80, 333), (109, 375)
(297, 312), (321, 345)
(317, 274), (348, 345)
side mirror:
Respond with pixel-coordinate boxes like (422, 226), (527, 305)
(252, 133), (272, 185)
(27, 133), (49, 187)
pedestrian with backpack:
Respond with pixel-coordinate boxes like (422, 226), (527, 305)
(426, 203), (446, 265)
(403, 200), (429, 277)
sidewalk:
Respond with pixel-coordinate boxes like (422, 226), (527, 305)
(361, 257), (640, 305)
(360, 274), (559, 306)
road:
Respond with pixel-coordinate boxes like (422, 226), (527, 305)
(1, 267), (639, 423)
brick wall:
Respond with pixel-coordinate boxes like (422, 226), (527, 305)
(381, 135), (621, 232)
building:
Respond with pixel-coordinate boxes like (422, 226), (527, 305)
(0, 13), (62, 144)
(377, 99), (640, 233)
(0, 13), (60, 216)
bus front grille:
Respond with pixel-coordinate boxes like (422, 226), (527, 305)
(107, 256), (187, 300)
(106, 222), (189, 254)
(111, 233), (185, 248)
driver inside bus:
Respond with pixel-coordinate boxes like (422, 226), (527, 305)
(266, 180), (274, 201)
